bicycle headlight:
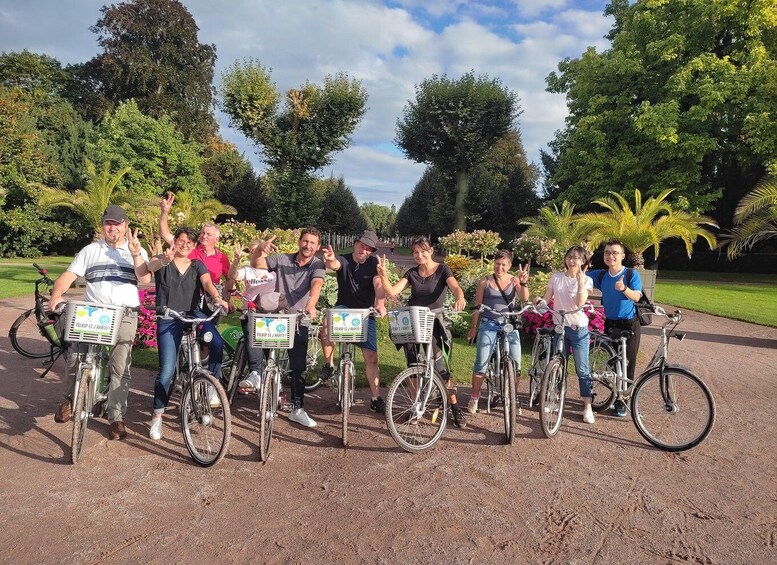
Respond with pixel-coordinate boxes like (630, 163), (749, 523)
(202, 331), (214, 343)
(504, 323), (514, 333)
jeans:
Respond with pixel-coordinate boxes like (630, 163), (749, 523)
(195, 309), (224, 379)
(472, 318), (521, 374)
(241, 317), (264, 373)
(153, 318), (184, 412)
(562, 325), (592, 398)
(288, 325), (310, 408)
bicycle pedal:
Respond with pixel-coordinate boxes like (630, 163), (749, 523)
(279, 402), (294, 412)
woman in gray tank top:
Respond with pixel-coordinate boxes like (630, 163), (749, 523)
(466, 250), (530, 414)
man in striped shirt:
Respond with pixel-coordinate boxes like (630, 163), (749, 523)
(49, 205), (151, 440)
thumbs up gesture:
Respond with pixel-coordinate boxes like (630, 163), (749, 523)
(614, 275), (626, 292)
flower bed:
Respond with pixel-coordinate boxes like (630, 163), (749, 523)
(521, 299), (605, 336)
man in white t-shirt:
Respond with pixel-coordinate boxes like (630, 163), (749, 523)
(49, 205), (151, 440)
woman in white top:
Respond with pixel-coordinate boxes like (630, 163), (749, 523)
(541, 245), (595, 424)
(225, 240), (277, 390)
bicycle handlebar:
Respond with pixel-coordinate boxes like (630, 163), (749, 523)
(156, 306), (225, 323)
(476, 303), (535, 317)
(533, 298), (594, 317)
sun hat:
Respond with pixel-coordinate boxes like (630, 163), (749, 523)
(355, 230), (379, 251)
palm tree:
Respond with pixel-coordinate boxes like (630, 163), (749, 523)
(32, 160), (131, 236)
(719, 177), (777, 259)
(576, 189), (718, 267)
(171, 189), (237, 227)
(518, 200), (590, 252)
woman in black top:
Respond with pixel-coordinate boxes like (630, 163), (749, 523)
(377, 236), (468, 427)
(136, 227), (229, 440)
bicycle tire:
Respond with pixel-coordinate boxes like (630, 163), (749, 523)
(278, 348), (322, 393)
(304, 335), (323, 392)
(631, 367), (715, 452)
(385, 366), (447, 453)
(502, 358), (517, 444)
(539, 357), (567, 438)
(9, 308), (58, 359)
(180, 370), (231, 467)
(258, 368), (277, 462)
(589, 339), (616, 412)
(528, 334), (549, 409)
(484, 356), (500, 412)
(341, 361), (352, 447)
(70, 367), (93, 464)
(225, 339), (247, 403)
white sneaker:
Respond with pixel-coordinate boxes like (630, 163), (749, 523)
(208, 385), (222, 408)
(467, 397), (479, 414)
(238, 370), (261, 390)
(583, 405), (595, 424)
(288, 407), (317, 428)
(149, 417), (163, 440)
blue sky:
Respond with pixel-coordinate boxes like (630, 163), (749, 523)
(0, 0), (615, 207)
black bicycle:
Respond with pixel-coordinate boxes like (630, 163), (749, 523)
(9, 264), (67, 374)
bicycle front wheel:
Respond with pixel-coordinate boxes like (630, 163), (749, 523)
(502, 358), (517, 444)
(340, 362), (352, 447)
(385, 366), (447, 453)
(631, 368), (715, 452)
(9, 308), (56, 359)
(180, 370), (231, 467)
(589, 339), (616, 412)
(528, 334), (549, 408)
(258, 369), (278, 462)
(304, 335), (323, 392)
(225, 339), (247, 403)
(70, 367), (93, 464)
(539, 357), (567, 438)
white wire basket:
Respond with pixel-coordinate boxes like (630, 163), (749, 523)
(247, 313), (297, 349)
(62, 301), (125, 346)
(325, 308), (371, 342)
(388, 306), (435, 345)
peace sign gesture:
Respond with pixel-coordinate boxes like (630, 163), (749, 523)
(516, 262), (530, 285)
(233, 241), (245, 262)
(160, 191), (175, 213)
(323, 244), (336, 263)
(376, 254), (387, 278)
(128, 227), (142, 256)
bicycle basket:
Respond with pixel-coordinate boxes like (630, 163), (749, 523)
(62, 301), (125, 346)
(247, 313), (297, 349)
(325, 308), (370, 342)
(388, 306), (435, 345)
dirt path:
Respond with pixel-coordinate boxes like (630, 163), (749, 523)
(1, 293), (776, 564)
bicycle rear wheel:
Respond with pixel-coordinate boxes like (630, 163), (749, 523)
(539, 357), (567, 438)
(225, 339), (247, 403)
(340, 362), (352, 447)
(502, 358), (517, 444)
(589, 339), (616, 411)
(180, 370), (231, 467)
(385, 366), (447, 453)
(631, 368), (715, 452)
(528, 334), (549, 408)
(70, 368), (93, 464)
(278, 347), (322, 393)
(9, 308), (57, 359)
(258, 369), (278, 462)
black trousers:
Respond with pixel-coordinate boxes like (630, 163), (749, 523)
(604, 316), (641, 382)
(289, 325), (310, 408)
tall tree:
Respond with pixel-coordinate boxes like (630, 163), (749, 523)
(395, 71), (519, 231)
(360, 203), (396, 237)
(395, 167), (447, 238)
(316, 177), (367, 234)
(220, 59), (367, 228)
(545, 0), (777, 224)
(88, 100), (209, 200)
(89, 0), (217, 141)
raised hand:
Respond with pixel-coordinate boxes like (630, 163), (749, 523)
(614, 275), (626, 292)
(257, 234), (277, 256)
(160, 192), (175, 213)
(517, 263), (530, 284)
(233, 241), (245, 262)
(163, 246), (175, 264)
(376, 254), (387, 277)
(323, 244), (335, 262)
(128, 227), (142, 256)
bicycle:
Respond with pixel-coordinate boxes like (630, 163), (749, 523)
(221, 291), (322, 404)
(323, 307), (377, 446)
(160, 306), (231, 467)
(59, 300), (132, 464)
(248, 310), (308, 462)
(384, 306), (460, 453)
(534, 299), (595, 439)
(475, 303), (535, 444)
(9, 263), (67, 374)
(587, 305), (716, 451)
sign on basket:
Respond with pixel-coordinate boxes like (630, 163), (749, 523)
(326, 308), (370, 342)
(73, 305), (114, 336)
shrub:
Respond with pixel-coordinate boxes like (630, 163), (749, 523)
(520, 299), (605, 337)
(135, 287), (158, 349)
(444, 253), (469, 277)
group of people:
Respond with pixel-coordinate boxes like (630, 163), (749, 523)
(48, 200), (644, 442)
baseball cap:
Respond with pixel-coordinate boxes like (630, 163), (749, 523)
(356, 230), (379, 251)
(101, 204), (128, 224)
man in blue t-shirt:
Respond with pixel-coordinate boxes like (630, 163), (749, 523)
(320, 230), (387, 413)
(588, 239), (643, 417)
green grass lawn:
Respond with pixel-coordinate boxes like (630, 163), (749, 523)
(0, 256), (73, 299)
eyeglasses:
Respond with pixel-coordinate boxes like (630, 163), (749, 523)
(567, 255), (584, 261)
(176, 239), (196, 248)
(604, 251), (623, 256)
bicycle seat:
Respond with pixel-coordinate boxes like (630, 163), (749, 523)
(607, 327), (633, 340)
(537, 327), (555, 335)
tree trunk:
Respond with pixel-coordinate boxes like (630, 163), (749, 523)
(454, 170), (468, 232)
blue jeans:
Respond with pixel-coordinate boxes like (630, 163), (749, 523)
(154, 318), (184, 412)
(195, 309), (224, 379)
(472, 318), (521, 374)
(562, 326), (592, 398)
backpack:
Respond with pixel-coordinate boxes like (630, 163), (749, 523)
(595, 268), (653, 326)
